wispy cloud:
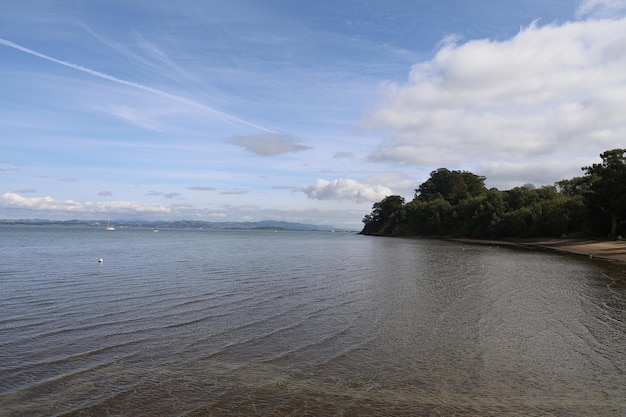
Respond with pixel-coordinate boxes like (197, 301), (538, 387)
(332, 151), (355, 159)
(576, 0), (626, 18)
(273, 185), (299, 192)
(0, 37), (272, 132)
(226, 133), (311, 156)
(220, 189), (251, 195)
(187, 186), (216, 191)
(147, 191), (181, 199)
(81, 24), (197, 82)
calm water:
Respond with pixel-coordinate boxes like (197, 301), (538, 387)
(1, 225), (625, 416)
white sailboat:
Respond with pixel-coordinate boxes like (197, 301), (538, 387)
(106, 217), (115, 231)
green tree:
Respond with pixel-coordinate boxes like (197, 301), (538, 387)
(506, 184), (539, 211)
(361, 153), (626, 239)
(555, 176), (591, 196)
(416, 168), (487, 204)
(361, 195), (406, 235)
(403, 197), (452, 235)
(455, 189), (507, 237)
(583, 149), (626, 238)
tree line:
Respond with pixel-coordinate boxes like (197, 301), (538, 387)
(361, 149), (626, 239)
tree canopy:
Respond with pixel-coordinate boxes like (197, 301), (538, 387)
(361, 149), (626, 239)
(583, 149), (626, 238)
(416, 168), (487, 203)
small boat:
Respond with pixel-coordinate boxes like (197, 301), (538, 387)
(106, 218), (115, 231)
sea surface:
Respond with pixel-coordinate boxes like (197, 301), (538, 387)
(1, 225), (625, 416)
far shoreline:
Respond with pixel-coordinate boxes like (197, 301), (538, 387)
(445, 237), (626, 264)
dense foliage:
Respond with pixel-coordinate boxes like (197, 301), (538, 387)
(361, 149), (626, 238)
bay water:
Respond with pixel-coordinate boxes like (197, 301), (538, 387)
(1, 225), (625, 416)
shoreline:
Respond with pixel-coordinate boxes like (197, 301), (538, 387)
(446, 237), (626, 264)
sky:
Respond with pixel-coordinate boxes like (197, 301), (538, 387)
(2, 0), (626, 229)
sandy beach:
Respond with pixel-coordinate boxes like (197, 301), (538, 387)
(450, 237), (626, 263)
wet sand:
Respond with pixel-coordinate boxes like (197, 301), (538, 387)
(449, 237), (626, 263)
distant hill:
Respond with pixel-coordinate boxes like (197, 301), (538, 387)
(0, 218), (335, 231)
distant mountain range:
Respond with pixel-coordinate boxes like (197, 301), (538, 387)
(0, 218), (338, 231)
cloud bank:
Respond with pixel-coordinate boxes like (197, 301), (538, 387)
(364, 16), (626, 185)
(2, 192), (170, 215)
(0, 192), (361, 228)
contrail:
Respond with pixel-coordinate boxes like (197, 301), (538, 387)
(0, 37), (273, 132)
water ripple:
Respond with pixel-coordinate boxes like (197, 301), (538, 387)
(1, 228), (625, 416)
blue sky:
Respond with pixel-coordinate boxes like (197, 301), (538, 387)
(2, 0), (626, 229)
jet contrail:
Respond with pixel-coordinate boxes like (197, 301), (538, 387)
(0, 37), (273, 132)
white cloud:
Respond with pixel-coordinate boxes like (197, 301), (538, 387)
(363, 17), (626, 185)
(226, 133), (311, 156)
(479, 157), (596, 190)
(301, 178), (393, 202)
(364, 171), (418, 197)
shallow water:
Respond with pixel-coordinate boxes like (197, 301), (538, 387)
(1, 226), (625, 416)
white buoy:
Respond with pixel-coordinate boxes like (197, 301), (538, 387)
(98, 258), (103, 263)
